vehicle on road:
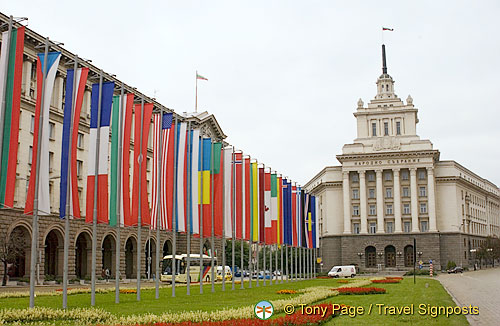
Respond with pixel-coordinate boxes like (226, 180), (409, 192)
(328, 265), (356, 278)
(161, 254), (213, 283)
(447, 266), (464, 274)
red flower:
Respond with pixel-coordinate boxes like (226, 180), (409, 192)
(371, 279), (400, 284)
(335, 287), (386, 295)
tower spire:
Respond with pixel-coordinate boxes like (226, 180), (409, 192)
(382, 44), (387, 74)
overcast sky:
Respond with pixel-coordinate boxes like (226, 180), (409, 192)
(4, 1), (500, 186)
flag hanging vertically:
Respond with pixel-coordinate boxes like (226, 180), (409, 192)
(188, 127), (200, 235)
(130, 102), (153, 226)
(258, 166), (265, 244)
(110, 93), (134, 227)
(244, 156), (251, 241)
(264, 169), (272, 245)
(200, 138), (212, 236)
(175, 122), (188, 232)
(296, 186), (302, 248)
(234, 152), (243, 240)
(291, 184), (297, 247)
(25, 51), (62, 215)
(85, 81), (115, 224)
(151, 112), (173, 229)
(60, 67), (89, 219)
(212, 142), (223, 238)
(223, 147), (233, 238)
(277, 174), (283, 246)
(270, 173), (278, 245)
(251, 161), (259, 242)
(0, 26), (24, 208)
(312, 195), (318, 249)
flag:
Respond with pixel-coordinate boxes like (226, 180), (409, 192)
(196, 73), (208, 81)
(0, 26), (24, 208)
(85, 81), (115, 224)
(282, 179), (291, 245)
(251, 161), (259, 242)
(212, 142), (223, 237)
(303, 192), (310, 248)
(277, 175), (283, 246)
(270, 173), (278, 245)
(223, 147), (233, 238)
(244, 157), (251, 241)
(130, 102), (153, 226)
(200, 138), (212, 236)
(296, 186), (302, 248)
(110, 94), (134, 227)
(60, 67), (89, 219)
(313, 195), (319, 249)
(188, 127), (200, 234)
(258, 166), (265, 243)
(300, 190), (307, 248)
(382, 27), (394, 31)
(291, 184), (297, 247)
(25, 51), (62, 215)
(151, 112), (173, 230)
(175, 122), (188, 232)
(234, 152), (243, 240)
(264, 170), (272, 245)
(308, 194), (314, 248)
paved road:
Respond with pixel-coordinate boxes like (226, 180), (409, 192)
(438, 267), (500, 326)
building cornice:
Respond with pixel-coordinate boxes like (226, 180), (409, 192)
(336, 150), (440, 163)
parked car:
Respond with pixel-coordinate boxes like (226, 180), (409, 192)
(328, 265), (356, 278)
(258, 271), (272, 279)
(447, 266), (463, 274)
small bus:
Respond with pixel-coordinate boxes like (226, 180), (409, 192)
(161, 254), (214, 283)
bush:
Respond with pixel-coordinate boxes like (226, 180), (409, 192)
(404, 269), (430, 276)
(446, 261), (457, 270)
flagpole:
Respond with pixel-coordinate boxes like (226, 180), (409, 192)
(231, 147), (236, 291)
(210, 140), (215, 293)
(195, 71), (198, 113)
(255, 164), (259, 288)
(248, 156), (252, 289)
(262, 167), (266, 287)
(280, 243), (283, 283)
(285, 244), (289, 283)
(240, 154), (244, 290)
(29, 36), (49, 308)
(199, 137), (204, 294)
(240, 239), (244, 289)
(62, 54), (78, 309)
(186, 121), (191, 295)
(0, 15), (13, 201)
(115, 82), (125, 303)
(172, 116), (178, 297)
(221, 147), (226, 292)
(137, 96), (145, 301)
(155, 106), (163, 299)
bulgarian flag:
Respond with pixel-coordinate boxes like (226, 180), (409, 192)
(85, 81), (115, 224)
(0, 26), (24, 208)
(25, 51), (62, 216)
(196, 73), (208, 81)
(59, 67), (89, 219)
(110, 94), (134, 226)
(382, 27), (394, 31)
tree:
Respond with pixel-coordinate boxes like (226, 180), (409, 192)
(0, 229), (27, 286)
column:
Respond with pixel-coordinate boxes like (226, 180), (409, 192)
(342, 172), (351, 234)
(359, 171), (367, 234)
(393, 168), (402, 232)
(410, 168), (419, 232)
(427, 167), (437, 231)
(376, 170), (384, 233)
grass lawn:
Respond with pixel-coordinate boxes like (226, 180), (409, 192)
(0, 277), (469, 325)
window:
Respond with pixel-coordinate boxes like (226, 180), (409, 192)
(352, 189), (359, 199)
(386, 222), (394, 233)
(402, 187), (409, 197)
(77, 133), (84, 148)
(386, 188), (392, 198)
(418, 170), (426, 180)
(401, 170), (409, 180)
(403, 203), (410, 214)
(404, 221), (411, 233)
(368, 188), (375, 199)
(386, 204), (393, 215)
(369, 223), (376, 234)
(367, 173), (375, 181)
(30, 115), (35, 133)
(369, 205), (376, 215)
(351, 173), (359, 182)
(396, 121), (401, 135)
(384, 171), (392, 181)
(384, 122), (389, 136)
(49, 122), (55, 140)
(76, 160), (83, 177)
(419, 186), (427, 197)
(420, 203), (427, 214)
(147, 157), (151, 172)
(49, 152), (54, 171)
(25, 177), (30, 195)
(28, 146), (33, 165)
(372, 122), (377, 136)
(353, 223), (360, 234)
(353, 205), (359, 216)
(420, 221), (428, 232)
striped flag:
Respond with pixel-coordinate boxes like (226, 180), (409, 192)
(85, 81), (115, 224)
(223, 146), (232, 238)
(277, 175), (283, 246)
(175, 122), (188, 232)
(313, 195), (319, 249)
(212, 142), (223, 238)
(251, 161), (259, 242)
(151, 112), (173, 230)
(264, 170), (272, 245)
(200, 138), (212, 236)
(303, 192), (310, 248)
(291, 184), (297, 247)
(297, 186), (302, 248)
(234, 152), (243, 239)
(130, 103), (153, 226)
(282, 179), (289, 245)
(59, 67), (89, 219)
(196, 73), (208, 81)
(109, 94), (134, 226)
(188, 127), (200, 234)
(258, 166), (265, 243)
(382, 27), (394, 31)
(244, 157), (251, 241)
(0, 26), (24, 208)
(25, 51), (62, 216)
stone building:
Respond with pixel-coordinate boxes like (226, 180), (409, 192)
(0, 12), (225, 283)
(305, 45), (500, 272)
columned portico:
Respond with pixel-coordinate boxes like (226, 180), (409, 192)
(343, 172), (351, 234)
(410, 168), (419, 232)
(376, 170), (384, 233)
(359, 171), (368, 234)
(393, 168), (402, 233)
(427, 167), (437, 232)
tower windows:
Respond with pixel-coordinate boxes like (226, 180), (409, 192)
(372, 122), (377, 136)
(384, 122), (389, 136)
(396, 121), (401, 135)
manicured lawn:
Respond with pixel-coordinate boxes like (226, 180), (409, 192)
(319, 277), (468, 325)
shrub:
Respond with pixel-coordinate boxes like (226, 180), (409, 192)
(336, 287), (386, 295)
(276, 289), (297, 294)
(385, 277), (403, 280)
(404, 269), (430, 276)
(316, 276), (330, 279)
(119, 289), (137, 294)
(371, 279), (400, 284)
(337, 280), (350, 283)
(447, 261), (457, 270)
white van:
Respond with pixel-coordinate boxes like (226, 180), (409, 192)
(328, 265), (356, 278)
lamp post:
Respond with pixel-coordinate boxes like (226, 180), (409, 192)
(487, 248), (493, 267)
(470, 249), (477, 270)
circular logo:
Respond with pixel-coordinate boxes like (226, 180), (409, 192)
(254, 300), (274, 320)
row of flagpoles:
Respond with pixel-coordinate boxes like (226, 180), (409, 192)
(0, 17), (319, 309)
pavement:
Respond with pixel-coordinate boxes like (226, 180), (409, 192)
(437, 267), (500, 326)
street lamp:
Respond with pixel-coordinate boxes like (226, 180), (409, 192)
(487, 248), (493, 267)
(470, 249), (477, 270)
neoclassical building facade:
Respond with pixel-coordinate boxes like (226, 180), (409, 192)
(305, 45), (500, 272)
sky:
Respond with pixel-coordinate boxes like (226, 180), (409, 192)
(4, 1), (500, 186)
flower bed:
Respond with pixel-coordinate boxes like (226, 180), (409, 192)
(120, 289), (137, 294)
(276, 289), (297, 294)
(385, 276), (403, 280)
(316, 276), (330, 279)
(371, 279), (401, 284)
(337, 280), (350, 284)
(336, 287), (386, 295)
